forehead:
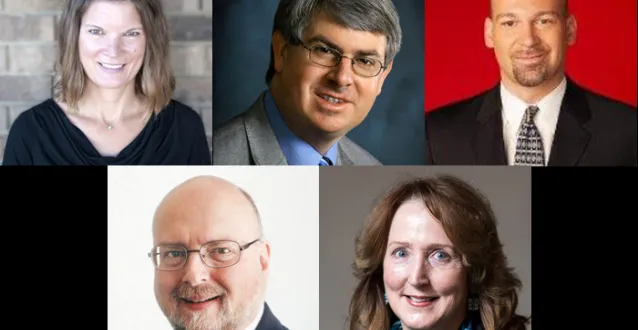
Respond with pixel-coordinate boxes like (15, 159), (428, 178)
(388, 200), (454, 246)
(82, 1), (142, 25)
(302, 12), (387, 56)
(491, 0), (565, 16)
(153, 190), (259, 246)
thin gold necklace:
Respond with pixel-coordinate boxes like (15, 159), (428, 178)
(77, 104), (151, 130)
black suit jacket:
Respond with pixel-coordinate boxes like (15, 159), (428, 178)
(425, 78), (637, 166)
(256, 303), (289, 330)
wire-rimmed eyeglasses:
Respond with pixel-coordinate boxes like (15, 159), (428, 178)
(299, 42), (386, 77)
(148, 238), (261, 271)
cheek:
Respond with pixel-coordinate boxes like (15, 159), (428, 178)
(155, 273), (178, 301)
(430, 269), (465, 296)
(383, 260), (409, 292)
(78, 37), (101, 58)
(123, 38), (146, 59)
(295, 65), (323, 92)
(357, 79), (382, 100)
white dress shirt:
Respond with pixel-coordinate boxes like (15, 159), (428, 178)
(500, 77), (567, 165)
(244, 303), (265, 330)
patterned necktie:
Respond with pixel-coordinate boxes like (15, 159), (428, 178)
(514, 105), (545, 166)
(319, 156), (333, 166)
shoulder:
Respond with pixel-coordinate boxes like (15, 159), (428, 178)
(7, 99), (58, 134)
(426, 90), (492, 123)
(214, 111), (248, 143)
(427, 89), (494, 119)
(339, 137), (382, 165)
(567, 82), (636, 138)
(162, 99), (203, 123)
(578, 85), (636, 120)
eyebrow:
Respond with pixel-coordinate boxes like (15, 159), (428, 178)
(155, 238), (234, 247)
(495, 10), (561, 21)
(82, 23), (143, 32)
(155, 241), (184, 247)
(387, 241), (455, 250)
(305, 35), (382, 59)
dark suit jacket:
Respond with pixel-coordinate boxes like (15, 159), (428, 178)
(425, 78), (637, 166)
(256, 303), (289, 330)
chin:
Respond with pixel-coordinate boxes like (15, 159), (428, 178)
(92, 80), (133, 90)
(401, 318), (436, 330)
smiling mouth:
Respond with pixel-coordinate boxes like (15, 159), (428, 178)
(181, 296), (220, 304)
(516, 53), (545, 60)
(318, 94), (346, 104)
(406, 296), (439, 303)
(98, 62), (125, 69)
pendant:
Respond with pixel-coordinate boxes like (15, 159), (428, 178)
(107, 125), (113, 130)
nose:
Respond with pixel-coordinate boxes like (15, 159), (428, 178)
(102, 36), (122, 57)
(519, 22), (540, 48)
(328, 57), (354, 87)
(181, 252), (210, 285)
(407, 258), (430, 286)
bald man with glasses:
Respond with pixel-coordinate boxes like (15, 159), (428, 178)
(149, 175), (288, 330)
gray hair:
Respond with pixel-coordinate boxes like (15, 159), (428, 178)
(265, 0), (402, 85)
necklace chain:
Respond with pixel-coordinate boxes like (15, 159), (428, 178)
(76, 103), (151, 130)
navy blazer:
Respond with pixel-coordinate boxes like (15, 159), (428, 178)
(256, 303), (289, 330)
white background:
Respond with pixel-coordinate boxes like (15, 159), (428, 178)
(107, 166), (320, 330)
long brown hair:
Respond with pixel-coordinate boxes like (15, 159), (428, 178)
(348, 175), (531, 330)
(54, 0), (175, 113)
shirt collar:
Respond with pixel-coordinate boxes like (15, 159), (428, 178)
(243, 303), (265, 330)
(500, 76), (566, 126)
(263, 89), (339, 165)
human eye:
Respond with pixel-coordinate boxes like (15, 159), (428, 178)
(124, 31), (141, 37)
(391, 247), (409, 259)
(537, 16), (556, 26)
(355, 57), (376, 67)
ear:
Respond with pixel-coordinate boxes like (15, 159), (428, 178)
(259, 240), (271, 273)
(375, 60), (393, 95)
(272, 31), (288, 73)
(484, 17), (495, 48)
(566, 14), (577, 46)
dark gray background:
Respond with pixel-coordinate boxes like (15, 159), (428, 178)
(319, 166), (532, 330)
(212, 0), (425, 165)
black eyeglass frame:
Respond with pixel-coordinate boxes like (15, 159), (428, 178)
(298, 41), (387, 78)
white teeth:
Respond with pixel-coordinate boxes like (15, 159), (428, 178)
(100, 63), (124, 69)
(409, 296), (435, 302)
(321, 95), (343, 104)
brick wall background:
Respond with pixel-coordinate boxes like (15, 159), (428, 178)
(0, 0), (212, 163)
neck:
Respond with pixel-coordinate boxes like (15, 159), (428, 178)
(270, 80), (340, 155)
(79, 81), (142, 121)
(501, 71), (565, 104)
(238, 300), (264, 330)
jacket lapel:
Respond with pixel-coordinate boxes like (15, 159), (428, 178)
(472, 85), (508, 165)
(256, 303), (287, 330)
(547, 79), (591, 166)
(243, 92), (287, 165)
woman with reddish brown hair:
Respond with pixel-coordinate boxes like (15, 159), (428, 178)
(348, 175), (530, 330)
(2, 0), (210, 165)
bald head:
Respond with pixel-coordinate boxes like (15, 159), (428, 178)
(151, 176), (272, 330)
(152, 176), (262, 245)
(490, 0), (569, 18)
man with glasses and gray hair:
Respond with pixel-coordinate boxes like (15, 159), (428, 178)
(149, 175), (288, 330)
(213, 0), (402, 165)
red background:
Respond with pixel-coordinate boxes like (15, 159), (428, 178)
(424, 1), (637, 112)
